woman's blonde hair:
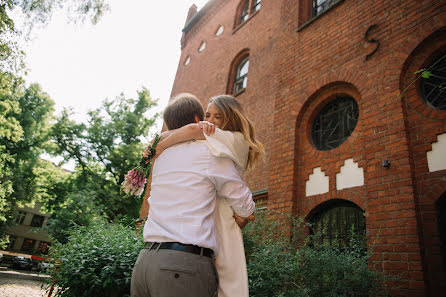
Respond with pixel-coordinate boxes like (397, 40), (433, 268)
(208, 95), (264, 169)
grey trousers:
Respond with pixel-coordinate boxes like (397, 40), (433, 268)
(130, 248), (219, 297)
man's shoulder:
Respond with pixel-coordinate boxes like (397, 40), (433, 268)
(164, 140), (211, 155)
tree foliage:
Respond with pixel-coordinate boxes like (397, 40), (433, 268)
(0, 75), (55, 246)
(49, 88), (158, 221)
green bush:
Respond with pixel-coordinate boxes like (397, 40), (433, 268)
(45, 221), (143, 297)
(243, 211), (391, 297)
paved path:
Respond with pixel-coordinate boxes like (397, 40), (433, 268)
(0, 277), (47, 297)
(0, 268), (50, 297)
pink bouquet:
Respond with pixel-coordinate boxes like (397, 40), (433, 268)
(121, 134), (162, 197)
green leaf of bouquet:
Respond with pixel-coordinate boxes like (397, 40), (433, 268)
(421, 71), (432, 79)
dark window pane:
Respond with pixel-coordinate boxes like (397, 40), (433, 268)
(31, 215), (45, 227)
(312, 0), (339, 17)
(234, 57), (249, 93)
(310, 201), (366, 249)
(252, 0), (261, 12)
(240, 0), (249, 24)
(21, 238), (36, 252)
(37, 242), (50, 255)
(16, 211), (26, 224)
(420, 52), (446, 110)
(312, 96), (359, 151)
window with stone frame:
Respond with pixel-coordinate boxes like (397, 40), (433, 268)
(37, 241), (50, 255)
(233, 56), (249, 94)
(310, 200), (366, 249)
(420, 51), (446, 110)
(30, 214), (45, 227)
(16, 211), (26, 225)
(311, 96), (359, 151)
(235, 0), (261, 28)
(21, 238), (36, 252)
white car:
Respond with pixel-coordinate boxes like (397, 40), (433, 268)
(36, 261), (54, 272)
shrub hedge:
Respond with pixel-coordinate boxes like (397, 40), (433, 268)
(46, 212), (391, 297)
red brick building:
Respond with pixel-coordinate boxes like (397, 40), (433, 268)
(140, 0), (446, 296)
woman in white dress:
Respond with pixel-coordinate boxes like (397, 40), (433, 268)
(152, 95), (264, 297)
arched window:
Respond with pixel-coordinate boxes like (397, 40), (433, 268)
(312, 96), (359, 151)
(252, 0), (261, 13)
(235, 0), (261, 28)
(420, 51), (446, 110)
(438, 192), (446, 271)
(233, 56), (249, 94)
(310, 200), (366, 248)
(239, 0), (249, 25)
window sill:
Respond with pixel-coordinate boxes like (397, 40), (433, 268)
(297, 0), (344, 32)
(232, 9), (260, 35)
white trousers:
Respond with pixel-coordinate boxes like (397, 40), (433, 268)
(215, 198), (249, 297)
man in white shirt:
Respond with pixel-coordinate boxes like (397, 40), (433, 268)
(131, 93), (255, 297)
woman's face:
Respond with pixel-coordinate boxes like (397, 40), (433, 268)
(205, 103), (223, 129)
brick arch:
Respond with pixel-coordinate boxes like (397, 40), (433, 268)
(397, 22), (446, 296)
(233, 0), (249, 29)
(292, 79), (367, 216)
(304, 198), (365, 222)
(302, 187), (368, 220)
(397, 16), (446, 77)
(400, 26), (446, 122)
(297, 81), (362, 163)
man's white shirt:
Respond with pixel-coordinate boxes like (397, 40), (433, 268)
(143, 140), (255, 254)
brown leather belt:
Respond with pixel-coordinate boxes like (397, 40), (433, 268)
(144, 242), (214, 258)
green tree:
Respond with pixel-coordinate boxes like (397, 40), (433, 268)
(0, 79), (55, 247)
(45, 191), (104, 244)
(49, 87), (158, 221)
(0, 72), (23, 247)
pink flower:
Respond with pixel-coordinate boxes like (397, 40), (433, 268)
(121, 134), (161, 197)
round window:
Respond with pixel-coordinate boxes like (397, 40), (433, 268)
(420, 51), (446, 110)
(312, 96), (359, 151)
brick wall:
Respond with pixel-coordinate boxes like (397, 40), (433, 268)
(141, 0), (446, 295)
(271, 0), (446, 295)
(170, 0), (283, 193)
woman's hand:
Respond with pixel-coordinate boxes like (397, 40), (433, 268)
(198, 121), (216, 136)
(143, 136), (165, 163)
(233, 213), (255, 229)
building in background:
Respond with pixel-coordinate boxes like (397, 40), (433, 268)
(140, 0), (446, 296)
(5, 203), (51, 255)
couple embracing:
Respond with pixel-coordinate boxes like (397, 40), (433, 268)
(131, 93), (264, 297)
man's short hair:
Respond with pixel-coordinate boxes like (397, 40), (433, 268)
(163, 93), (204, 130)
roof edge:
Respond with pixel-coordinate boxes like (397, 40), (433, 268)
(182, 0), (219, 33)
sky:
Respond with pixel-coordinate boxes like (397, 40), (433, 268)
(23, 0), (209, 129)
(20, 0), (209, 169)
